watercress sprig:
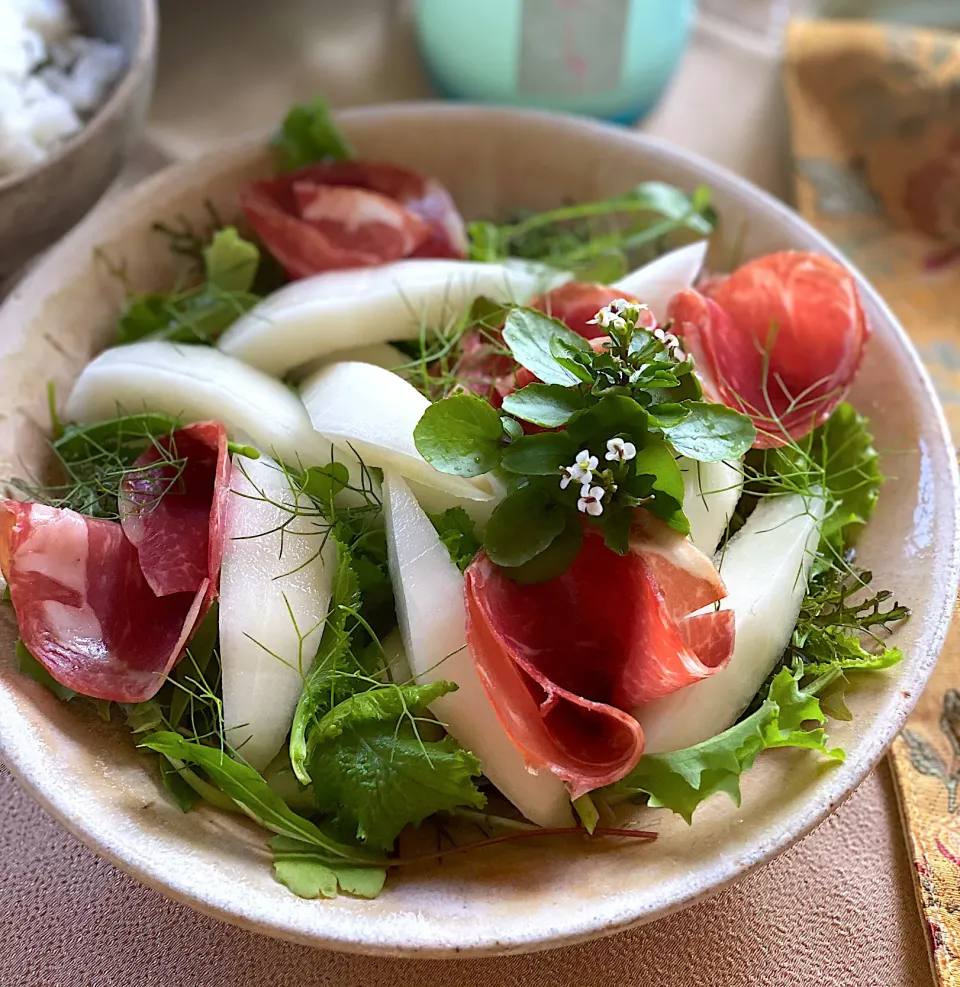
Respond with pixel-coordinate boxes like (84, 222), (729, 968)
(414, 298), (755, 582)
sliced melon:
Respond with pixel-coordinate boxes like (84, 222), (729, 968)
(680, 457), (743, 556)
(300, 361), (494, 503)
(639, 492), (826, 753)
(219, 454), (338, 770)
(63, 341), (336, 471)
(218, 259), (570, 377)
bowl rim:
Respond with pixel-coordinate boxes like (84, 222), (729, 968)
(0, 101), (957, 956)
(0, 0), (158, 195)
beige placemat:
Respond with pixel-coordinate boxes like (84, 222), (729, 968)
(0, 759), (928, 987)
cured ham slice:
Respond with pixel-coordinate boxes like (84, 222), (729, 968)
(464, 514), (733, 797)
(532, 283), (654, 340)
(0, 423), (230, 703)
(669, 251), (868, 447)
(240, 160), (467, 279)
(0, 503), (207, 702)
(120, 422), (229, 600)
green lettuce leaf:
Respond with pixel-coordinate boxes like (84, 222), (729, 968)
(309, 681), (485, 849)
(609, 665), (844, 823)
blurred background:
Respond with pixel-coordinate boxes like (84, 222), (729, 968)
(142, 0), (959, 201)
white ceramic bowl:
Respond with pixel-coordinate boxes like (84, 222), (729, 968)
(0, 105), (956, 957)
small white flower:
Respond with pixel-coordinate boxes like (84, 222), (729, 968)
(559, 449), (599, 489)
(578, 485), (606, 516)
(605, 437), (637, 462)
(586, 298), (648, 331)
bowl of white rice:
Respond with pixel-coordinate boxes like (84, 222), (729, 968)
(0, 0), (156, 277)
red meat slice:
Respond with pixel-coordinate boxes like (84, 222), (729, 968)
(669, 251), (868, 447)
(464, 514), (733, 797)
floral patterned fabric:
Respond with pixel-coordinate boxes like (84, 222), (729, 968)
(785, 19), (960, 984)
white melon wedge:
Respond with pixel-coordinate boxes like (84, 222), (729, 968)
(218, 259), (570, 377)
(63, 341), (338, 471)
(680, 457), (744, 556)
(219, 454), (338, 770)
(639, 492), (826, 754)
(300, 361), (494, 503)
(382, 470), (574, 828)
(612, 240), (708, 323)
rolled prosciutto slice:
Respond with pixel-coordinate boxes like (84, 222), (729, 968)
(0, 422), (229, 702)
(464, 513), (733, 797)
(120, 421), (230, 603)
(240, 160), (467, 279)
(669, 251), (868, 448)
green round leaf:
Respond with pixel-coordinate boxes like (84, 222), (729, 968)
(501, 383), (586, 428)
(502, 308), (588, 386)
(500, 431), (576, 475)
(665, 402), (756, 461)
(483, 485), (567, 567)
(507, 514), (584, 585)
(566, 395), (649, 447)
(413, 394), (505, 477)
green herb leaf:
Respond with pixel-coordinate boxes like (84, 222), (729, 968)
(273, 96), (353, 170)
(308, 682), (485, 849)
(160, 759), (201, 812)
(289, 538), (362, 784)
(140, 732), (383, 861)
(301, 462), (350, 505)
(429, 507), (482, 572)
(664, 402), (756, 462)
(809, 404), (882, 550)
(16, 639), (75, 700)
(607, 665), (843, 823)
(483, 484), (567, 567)
(270, 836), (387, 899)
(506, 512), (583, 585)
(469, 182), (717, 271)
(502, 308), (588, 386)
(202, 227), (260, 293)
(413, 394), (505, 477)
(565, 395), (649, 447)
(501, 382), (587, 427)
(500, 431), (576, 475)
(116, 285), (259, 346)
(167, 602), (219, 729)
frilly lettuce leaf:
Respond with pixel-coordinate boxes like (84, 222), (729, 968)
(609, 665), (844, 823)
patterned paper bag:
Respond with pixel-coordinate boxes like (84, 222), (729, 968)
(785, 19), (960, 983)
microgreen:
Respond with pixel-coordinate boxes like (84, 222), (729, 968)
(469, 182), (717, 280)
(14, 412), (187, 520)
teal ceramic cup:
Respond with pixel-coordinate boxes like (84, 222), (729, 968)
(413, 0), (695, 124)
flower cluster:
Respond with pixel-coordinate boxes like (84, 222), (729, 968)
(586, 297), (688, 364)
(586, 297), (648, 333)
(559, 438), (637, 516)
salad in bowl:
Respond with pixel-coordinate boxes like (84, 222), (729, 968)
(0, 100), (953, 953)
